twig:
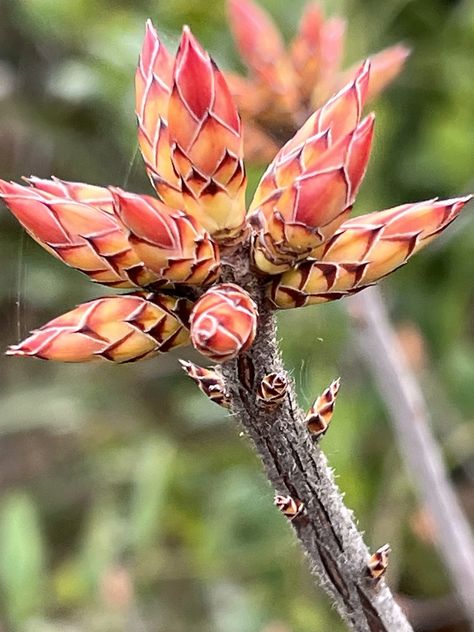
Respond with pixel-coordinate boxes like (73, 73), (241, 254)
(220, 248), (413, 632)
(348, 286), (474, 629)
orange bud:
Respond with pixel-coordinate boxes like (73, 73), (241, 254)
(167, 27), (247, 244)
(135, 20), (182, 208)
(249, 114), (375, 274)
(268, 197), (472, 308)
(179, 359), (230, 408)
(190, 283), (258, 362)
(112, 188), (220, 286)
(0, 179), (159, 289)
(7, 293), (192, 363)
(227, 0), (297, 110)
(305, 378), (340, 438)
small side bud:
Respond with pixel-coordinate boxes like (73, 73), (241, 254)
(179, 359), (230, 409)
(257, 371), (288, 406)
(367, 544), (391, 581)
(274, 494), (304, 521)
(305, 377), (340, 438)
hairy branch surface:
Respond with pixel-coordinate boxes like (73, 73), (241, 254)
(220, 247), (413, 632)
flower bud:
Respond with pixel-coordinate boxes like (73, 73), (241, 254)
(168, 28), (247, 244)
(190, 283), (258, 362)
(269, 197), (472, 309)
(7, 293), (192, 363)
(0, 179), (160, 289)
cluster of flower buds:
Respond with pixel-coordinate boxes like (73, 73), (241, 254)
(0, 16), (471, 372)
(367, 544), (391, 581)
(305, 378), (340, 439)
(226, 0), (410, 163)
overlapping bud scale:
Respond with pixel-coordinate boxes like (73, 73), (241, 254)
(135, 20), (182, 208)
(112, 189), (220, 286)
(226, 0), (410, 163)
(7, 293), (192, 363)
(268, 197), (472, 309)
(0, 179), (160, 289)
(249, 65), (374, 274)
(2, 17), (471, 373)
(190, 284), (258, 363)
(168, 28), (247, 244)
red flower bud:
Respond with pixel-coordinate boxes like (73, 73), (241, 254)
(190, 283), (258, 362)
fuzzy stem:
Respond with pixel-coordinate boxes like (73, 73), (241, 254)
(220, 249), (413, 632)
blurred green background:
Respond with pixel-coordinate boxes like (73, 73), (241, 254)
(0, 0), (473, 630)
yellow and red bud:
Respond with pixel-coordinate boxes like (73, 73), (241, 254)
(305, 378), (340, 438)
(0, 180), (160, 289)
(179, 359), (231, 409)
(112, 188), (220, 286)
(167, 27), (247, 244)
(7, 293), (192, 363)
(189, 283), (258, 363)
(268, 197), (472, 309)
(249, 114), (375, 274)
(135, 20), (182, 208)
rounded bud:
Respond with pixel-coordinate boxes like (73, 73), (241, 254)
(190, 283), (258, 362)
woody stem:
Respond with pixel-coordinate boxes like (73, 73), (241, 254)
(220, 247), (413, 632)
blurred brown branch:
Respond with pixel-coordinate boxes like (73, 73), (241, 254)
(349, 286), (474, 629)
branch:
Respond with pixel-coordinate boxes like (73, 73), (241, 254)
(348, 286), (474, 629)
(220, 249), (413, 632)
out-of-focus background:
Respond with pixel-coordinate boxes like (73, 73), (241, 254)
(0, 0), (473, 630)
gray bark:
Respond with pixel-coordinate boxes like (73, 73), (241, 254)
(220, 248), (413, 632)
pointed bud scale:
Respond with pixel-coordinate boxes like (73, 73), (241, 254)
(7, 293), (192, 363)
(0, 180), (160, 289)
(284, 61), (370, 158)
(179, 359), (231, 409)
(112, 189), (220, 286)
(305, 378), (340, 438)
(27, 176), (116, 213)
(257, 371), (289, 406)
(249, 114), (375, 274)
(367, 544), (391, 581)
(167, 28), (247, 244)
(274, 494), (304, 521)
(316, 17), (346, 88)
(227, 0), (297, 111)
(268, 197), (472, 309)
(135, 20), (183, 208)
(190, 283), (258, 363)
